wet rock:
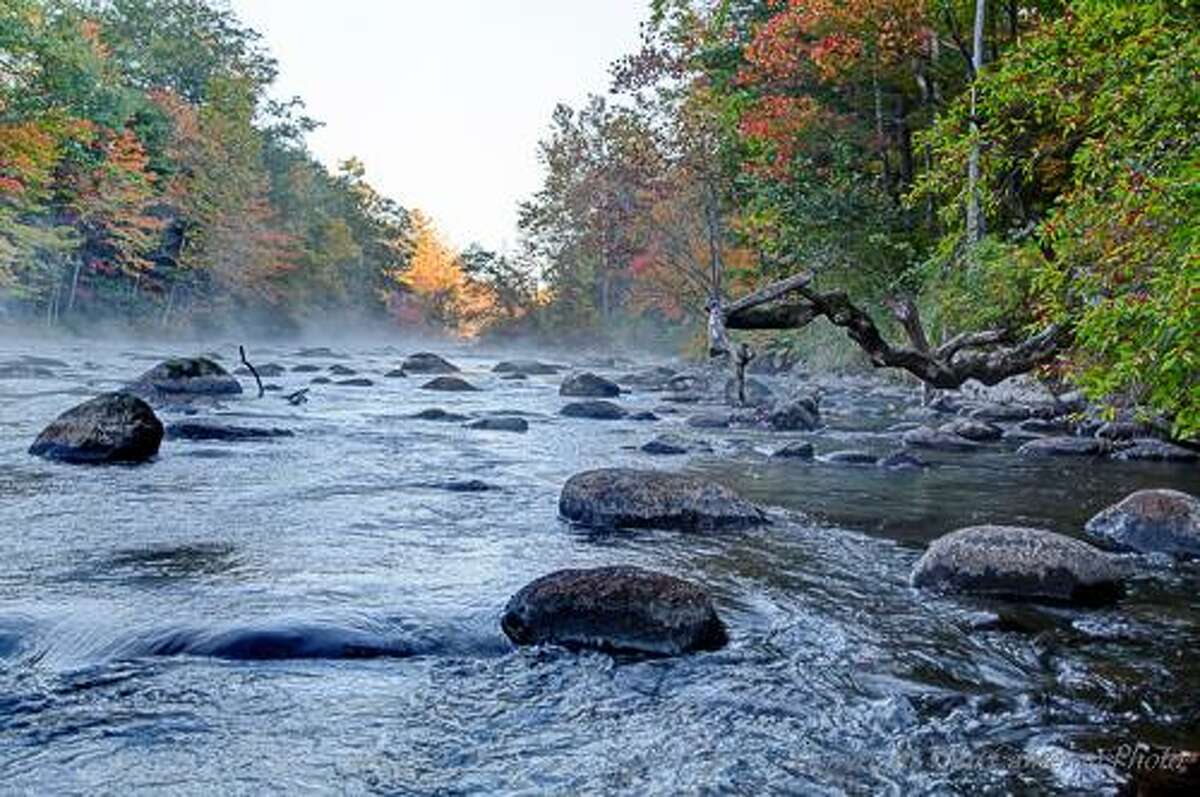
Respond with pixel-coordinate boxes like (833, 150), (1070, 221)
(1111, 439), (1198, 463)
(328, 364), (357, 376)
(902, 426), (980, 452)
(629, 411), (659, 422)
(560, 400), (626, 420)
(411, 408), (470, 422)
(939, 418), (1003, 442)
(336, 378), (374, 387)
(420, 376), (479, 392)
(466, 417), (528, 433)
(29, 393), (163, 464)
(1018, 437), (1111, 458)
(911, 525), (1125, 605)
(401, 352), (460, 374)
(559, 372), (621, 398)
(310, 376), (332, 385)
(128, 357), (242, 399)
(772, 441), (814, 460)
(559, 468), (767, 531)
(1095, 420), (1152, 441)
(493, 360), (563, 376)
(724, 377), (773, 407)
(1019, 417), (1073, 435)
(968, 404), (1033, 423)
(291, 364), (322, 373)
(432, 479), (492, 493)
(822, 450), (877, 465)
(1084, 489), (1200, 557)
(768, 397), (820, 431)
(686, 413), (730, 429)
(641, 434), (690, 455)
(877, 451), (930, 470)
(501, 566), (727, 656)
(384, 368), (408, 378)
(166, 423), (294, 441)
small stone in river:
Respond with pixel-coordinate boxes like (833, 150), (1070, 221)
(1084, 489), (1200, 558)
(420, 376), (479, 392)
(629, 411), (659, 421)
(560, 400), (626, 420)
(384, 368), (408, 378)
(433, 479), (492, 493)
(29, 393), (163, 464)
(771, 441), (814, 460)
(559, 372), (621, 398)
(328, 364), (357, 376)
(494, 360), (563, 375)
(501, 566), (728, 656)
(686, 413), (730, 429)
(939, 418), (1002, 442)
(466, 417), (528, 433)
(641, 434), (690, 455)
(911, 525), (1125, 605)
(401, 352), (460, 374)
(411, 408), (470, 422)
(559, 468), (767, 531)
(291, 364), (322, 373)
(903, 425), (980, 452)
(1017, 436), (1111, 457)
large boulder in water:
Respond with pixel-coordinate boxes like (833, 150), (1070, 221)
(911, 525), (1125, 605)
(1084, 489), (1200, 558)
(560, 372), (621, 398)
(401, 352), (460, 374)
(29, 393), (163, 464)
(500, 566), (727, 656)
(559, 468), (767, 531)
(128, 357), (242, 399)
(768, 396), (820, 431)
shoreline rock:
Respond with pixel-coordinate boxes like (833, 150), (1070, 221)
(1084, 489), (1200, 558)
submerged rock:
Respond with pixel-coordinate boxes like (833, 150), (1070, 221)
(420, 376), (479, 392)
(939, 418), (1003, 442)
(466, 416), (528, 433)
(560, 401), (626, 420)
(30, 393), (163, 464)
(291, 364), (322, 373)
(401, 352), (460, 374)
(559, 468), (767, 531)
(431, 479), (492, 493)
(903, 426), (980, 452)
(166, 423), (294, 441)
(0, 362), (56, 379)
(1084, 489), (1200, 558)
(771, 441), (815, 460)
(1018, 437), (1111, 458)
(411, 408), (470, 422)
(500, 566), (727, 656)
(559, 372), (621, 398)
(493, 360), (563, 375)
(128, 357), (242, 399)
(911, 525), (1124, 605)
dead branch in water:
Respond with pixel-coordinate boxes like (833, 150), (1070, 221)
(239, 345), (265, 398)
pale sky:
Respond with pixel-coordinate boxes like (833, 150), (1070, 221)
(228, 0), (650, 251)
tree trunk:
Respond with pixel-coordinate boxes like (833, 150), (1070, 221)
(66, 259), (83, 314)
(966, 0), (986, 245)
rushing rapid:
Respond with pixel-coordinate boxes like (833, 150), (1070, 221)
(1, 339), (1197, 794)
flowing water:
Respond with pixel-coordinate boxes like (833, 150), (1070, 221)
(0, 339), (1197, 795)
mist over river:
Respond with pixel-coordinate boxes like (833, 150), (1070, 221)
(1, 337), (1197, 795)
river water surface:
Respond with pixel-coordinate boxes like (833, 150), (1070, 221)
(0, 338), (1197, 795)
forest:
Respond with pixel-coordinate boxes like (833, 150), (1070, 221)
(1, 0), (1197, 435)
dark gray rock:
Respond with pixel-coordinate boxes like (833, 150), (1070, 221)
(768, 397), (820, 431)
(822, 450), (877, 465)
(1019, 417), (1073, 435)
(560, 372), (621, 398)
(432, 479), (492, 493)
(939, 418), (1002, 442)
(772, 441), (814, 460)
(411, 408), (470, 422)
(1095, 421), (1152, 441)
(686, 413), (730, 429)
(1084, 489), (1200, 557)
(903, 426), (980, 452)
(560, 401), (626, 420)
(166, 423), (294, 441)
(877, 451), (930, 470)
(501, 566), (727, 656)
(911, 525), (1125, 605)
(1111, 439), (1199, 463)
(420, 376), (479, 392)
(466, 416), (528, 433)
(493, 360), (563, 375)
(500, 373), (527, 381)
(328, 364), (357, 376)
(30, 393), (163, 464)
(310, 376), (332, 385)
(559, 468), (767, 532)
(641, 434), (690, 456)
(384, 368), (408, 378)
(629, 411), (659, 422)
(129, 357), (242, 399)
(1018, 437), (1111, 457)
(291, 364), (322, 373)
(969, 404), (1033, 422)
(336, 378), (374, 387)
(402, 352), (460, 374)
(724, 377), (772, 407)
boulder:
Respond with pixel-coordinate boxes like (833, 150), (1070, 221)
(1018, 437), (1111, 457)
(165, 423), (293, 441)
(401, 352), (460, 374)
(938, 418), (1003, 442)
(771, 441), (814, 460)
(560, 372), (621, 398)
(560, 401), (626, 420)
(411, 408), (470, 422)
(420, 376), (479, 392)
(29, 393), (163, 464)
(911, 525), (1125, 605)
(466, 417), (528, 433)
(768, 397), (820, 431)
(500, 566), (727, 656)
(1084, 489), (1200, 558)
(128, 357), (242, 398)
(559, 468), (767, 531)
(902, 426), (980, 452)
(493, 360), (563, 376)
(1111, 439), (1198, 463)
(724, 377), (773, 407)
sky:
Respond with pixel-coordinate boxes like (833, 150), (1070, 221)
(227, 0), (651, 251)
